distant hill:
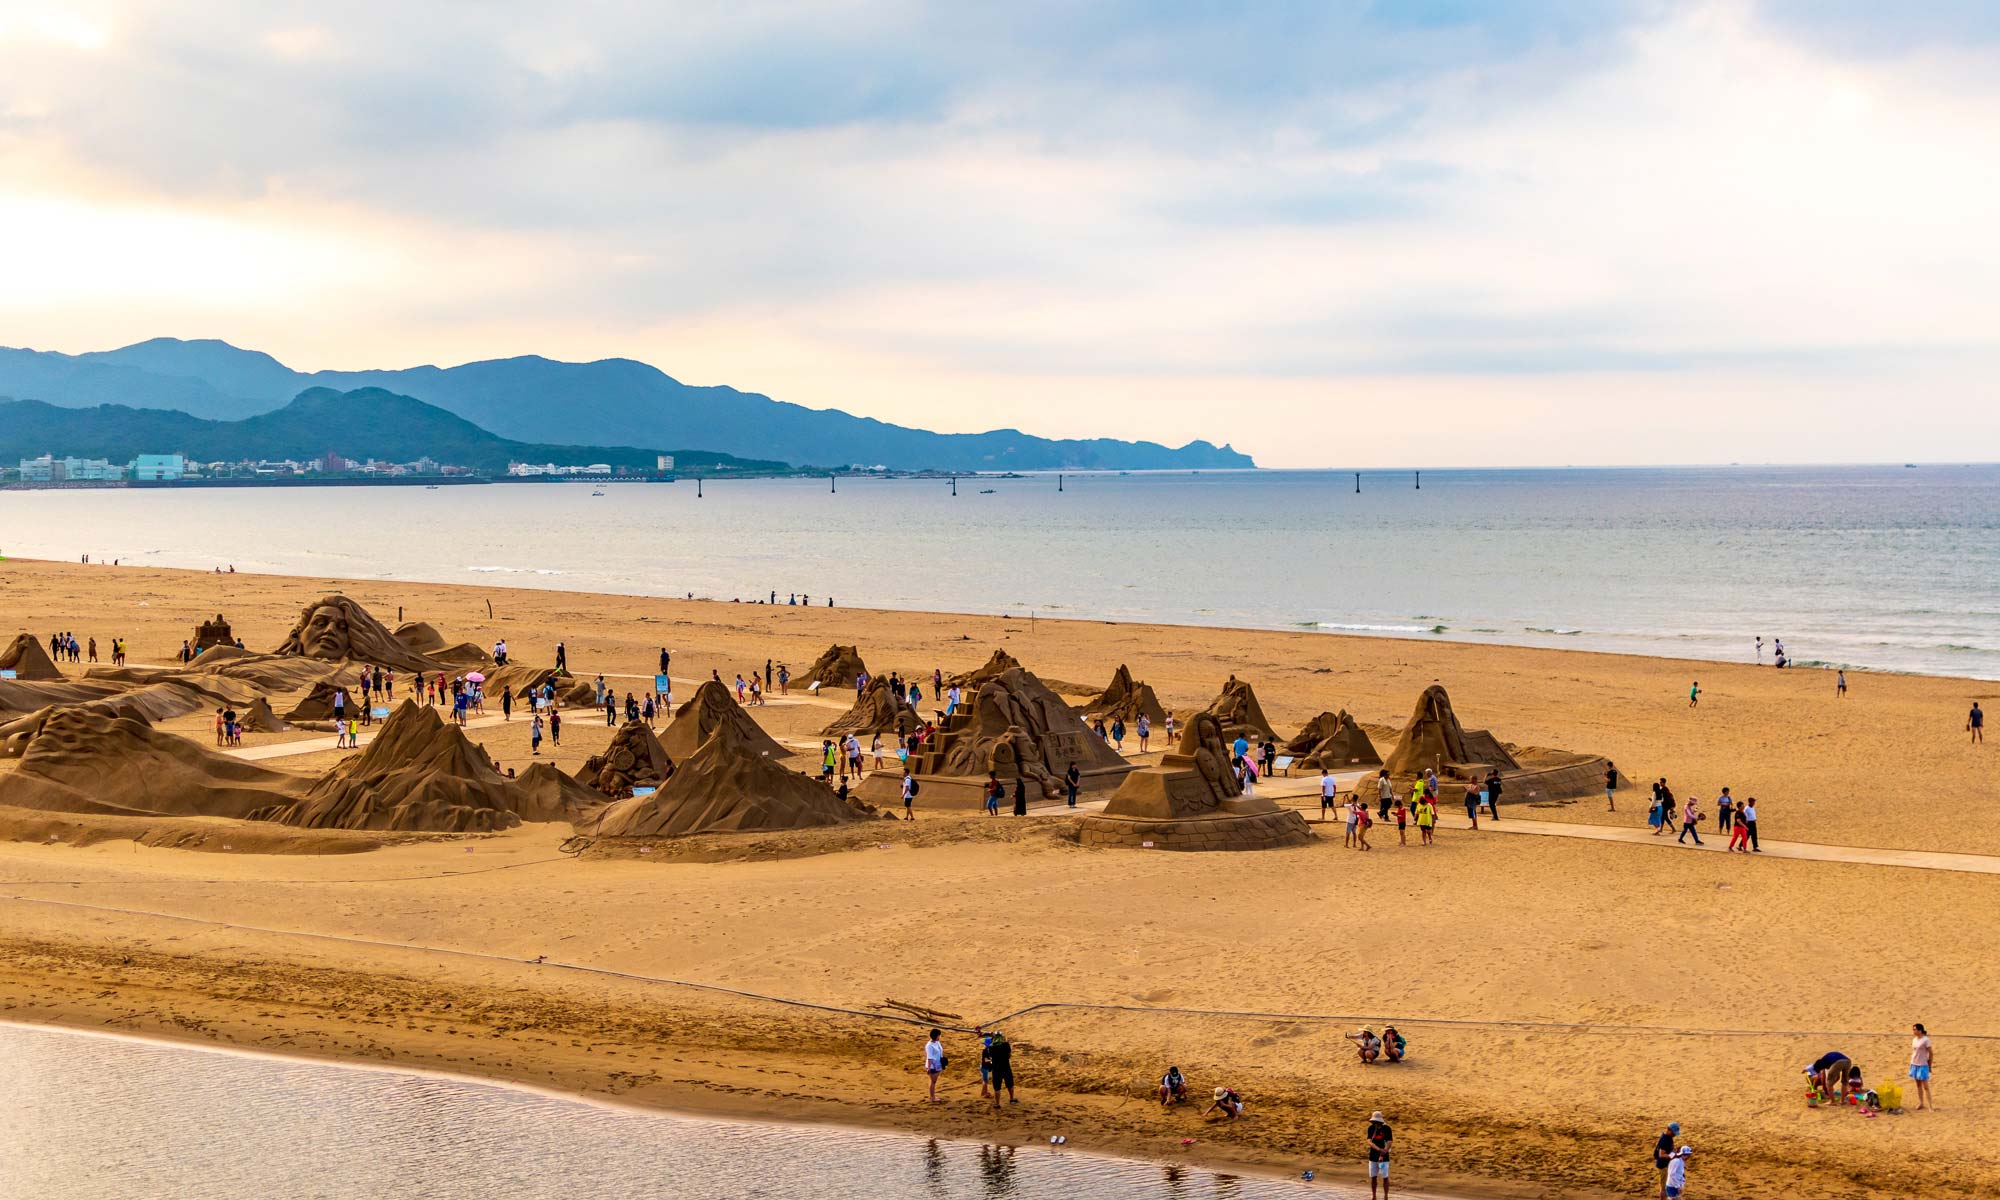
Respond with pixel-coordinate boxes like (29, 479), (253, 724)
(0, 388), (787, 474)
(0, 338), (1255, 471)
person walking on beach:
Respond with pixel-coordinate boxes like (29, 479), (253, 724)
(1136, 714), (1150, 752)
(548, 708), (561, 747)
(1740, 796), (1759, 851)
(1664, 1146), (1692, 1199)
(1365, 1111), (1393, 1199)
(1260, 738), (1277, 781)
(604, 691), (617, 726)
(1715, 787), (1734, 836)
(1321, 770), (1340, 821)
(1605, 761), (1618, 812)
(1110, 717), (1125, 752)
(1392, 798), (1408, 845)
(1650, 779), (1673, 836)
(924, 1028), (945, 1102)
(984, 773), (1002, 816)
(985, 1030), (1016, 1106)
(554, 641), (566, 673)
(529, 713), (543, 755)
(1836, 669), (1846, 698)
(1065, 762), (1080, 808)
(1677, 795), (1704, 845)
(1012, 776), (1027, 817)
(901, 770), (917, 820)
(1728, 798), (1751, 851)
(1652, 1123), (1681, 1198)
(1688, 681), (1700, 708)
(1484, 769), (1503, 820)
(1344, 797), (1360, 847)
(1463, 783), (1480, 830)
(1909, 1023), (1934, 1110)
(1416, 795), (1436, 844)
(1377, 769), (1394, 821)
(501, 687), (513, 721)
(1970, 701), (1984, 744)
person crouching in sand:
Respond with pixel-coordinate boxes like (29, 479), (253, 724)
(1346, 1027), (1382, 1063)
(1204, 1086), (1245, 1121)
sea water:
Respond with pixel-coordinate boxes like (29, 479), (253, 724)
(2, 465), (1995, 678)
(0, 1023), (1387, 1199)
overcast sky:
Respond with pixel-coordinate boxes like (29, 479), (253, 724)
(3, 1), (1996, 466)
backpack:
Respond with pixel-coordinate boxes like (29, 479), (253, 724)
(907, 780), (920, 798)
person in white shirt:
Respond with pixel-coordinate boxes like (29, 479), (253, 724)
(1664, 1146), (1691, 1198)
(924, 1028), (945, 1102)
(1320, 770), (1339, 819)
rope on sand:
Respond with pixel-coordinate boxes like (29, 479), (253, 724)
(5, 891), (1992, 1043)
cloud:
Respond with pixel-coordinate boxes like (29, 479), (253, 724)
(1, 1), (1997, 465)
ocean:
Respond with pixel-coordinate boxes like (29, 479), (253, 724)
(3, 464), (1996, 679)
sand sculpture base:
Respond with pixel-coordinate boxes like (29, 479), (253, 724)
(1078, 808), (1313, 851)
(858, 764), (1130, 810)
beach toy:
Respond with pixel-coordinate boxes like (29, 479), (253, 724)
(1301, 1170), (1315, 1181)
(1180, 1138), (1196, 1145)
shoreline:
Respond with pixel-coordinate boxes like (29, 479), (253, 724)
(0, 1016), (1479, 1198)
(7, 555), (1996, 685)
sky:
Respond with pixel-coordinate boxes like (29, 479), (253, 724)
(2, 1), (1997, 467)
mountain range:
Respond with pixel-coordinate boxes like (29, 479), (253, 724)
(0, 389), (784, 474)
(0, 339), (1254, 471)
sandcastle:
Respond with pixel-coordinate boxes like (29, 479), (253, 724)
(0, 634), (65, 681)
(1079, 712), (1313, 851)
(254, 700), (593, 832)
(0, 706), (309, 820)
(192, 613), (234, 651)
(801, 644), (869, 690)
(1195, 675), (1277, 742)
(948, 648), (1023, 688)
(274, 594), (444, 672)
(821, 675), (925, 739)
(1381, 684), (1519, 776)
(857, 661), (1131, 808)
(659, 679), (790, 762)
(579, 718), (677, 798)
(1284, 709), (1382, 769)
(1080, 664), (1167, 726)
(593, 723), (869, 838)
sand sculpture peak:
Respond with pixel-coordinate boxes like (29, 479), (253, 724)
(1199, 675), (1276, 742)
(802, 644), (869, 690)
(1283, 709), (1382, 769)
(593, 721), (867, 838)
(1081, 710), (1312, 850)
(1081, 664), (1167, 725)
(580, 718), (677, 798)
(0, 634), (65, 682)
(659, 679), (789, 762)
(822, 675), (925, 739)
(1380, 684), (1519, 776)
(0, 705), (308, 819)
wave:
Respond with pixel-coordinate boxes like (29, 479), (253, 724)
(1526, 626), (1584, 636)
(467, 566), (566, 575)
(1311, 621), (1447, 634)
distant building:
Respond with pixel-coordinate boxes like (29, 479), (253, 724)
(131, 454), (186, 481)
(656, 455), (675, 471)
(18, 454), (56, 482)
(314, 452), (349, 474)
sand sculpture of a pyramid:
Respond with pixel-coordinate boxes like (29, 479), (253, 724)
(593, 723), (867, 838)
(580, 718), (677, 798)
(659, 680), (789, 762)
(1283, 710), (1382, 769)
(948, 648), (1022, 688)
(1380, 685), (1519, 776)
(0, 707), (308, 819)
(861, 664), (1131, 806)
(1080, 664), (1167, 725)
(1198, 675), (1277, 742)
(802, 644), (869, 690)
(822, 676), (925, 739)
(0, 634), (64, 681)
(1080, 712), (1312, 851)
(256, 700), (578, 832)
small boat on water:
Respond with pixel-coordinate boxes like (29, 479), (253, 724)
(424, 485), (439, 490)
(591, 489), (606, 496)
(978, 488), (996, 494)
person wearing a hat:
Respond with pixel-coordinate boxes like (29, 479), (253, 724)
(1345, 1026), (1383, 1063)
(1365, 1111), (1393, 1198)
(1204, 1086), (1245, 1120)
(1653, 1122), (1681, 1196)
(1664, 1145), (1692, 1198)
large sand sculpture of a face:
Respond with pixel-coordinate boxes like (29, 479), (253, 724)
(274, 595), (439, 672)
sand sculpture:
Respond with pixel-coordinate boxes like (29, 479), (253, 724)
(255, 700), (583, 832)
(515, 762), (608, 820)
(861, 664), (1131, 806)
(237, 696), (293, 734)
(485, 664), (572, 705)
(659, 680), (790, 762)
(1080, 664), (1167, 726)
(1079, 711), (1312, 851)
(579, 719), (677, 798)
(562, 679), (600, 708)
(0, 635), (64, 681)
(593, 724), (868, 838)
(1283, 710), (1382, 769)
(273, 594), (442, 672)
(395, 621), (492, 671)
(821, 675), (925, 739)
(802, 644), (869, 690)
(1380, 684), (1519, 776)
(948, 648), (1023, 688)
(0, 707), (308, 819)
(1197, 675), (1277, 742)
(192, 613), (234, 651)
(282, 681), (345, 723)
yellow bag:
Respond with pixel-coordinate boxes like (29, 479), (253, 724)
(1879, 1084), (1903, 1110)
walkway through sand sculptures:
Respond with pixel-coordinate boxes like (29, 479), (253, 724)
(209, 674), (2000, 877)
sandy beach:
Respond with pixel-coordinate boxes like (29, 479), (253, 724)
(2, 557), (1997, 1199)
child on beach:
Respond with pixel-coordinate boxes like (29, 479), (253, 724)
(924, 1028), (945, 1102)
(530, 714), (543, 755)
(1393, 799), (1408, 845)
(1416, 797), (1435, 844)
(1204, 1086), (1245, 1121)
